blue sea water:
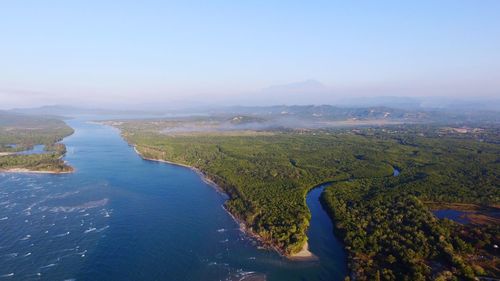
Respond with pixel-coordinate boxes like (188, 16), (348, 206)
(0, 117), (346, 281)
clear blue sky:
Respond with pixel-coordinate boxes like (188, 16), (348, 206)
(1, 0), (499, 107)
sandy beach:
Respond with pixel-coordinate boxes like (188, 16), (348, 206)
(289, 242), (318, 261)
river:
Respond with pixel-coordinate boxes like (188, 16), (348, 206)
(0, 117), (346, 281)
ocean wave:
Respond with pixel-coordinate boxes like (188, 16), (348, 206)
(96, 225), (109, 232)
(232, 270), (266, 281)
(84, 227), (97, 234)
(53, 231), (70, 238)
(2, 253), (18, 259)
(102, 209), (111, 217)
(49, 198), (109, 213)
(0, 273), (14, 278)
(19, 234), (31, 241)
(48, 191), (80, 199)
(40, 263), (57, 269)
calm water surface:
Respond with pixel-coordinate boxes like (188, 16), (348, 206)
(16, 145), (46, 155)
(0, 118), (346, 281)
(433, 210), (471, 224)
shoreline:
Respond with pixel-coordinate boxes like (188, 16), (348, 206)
(132, 147), (226, 195)
(132, 145), (317, 261)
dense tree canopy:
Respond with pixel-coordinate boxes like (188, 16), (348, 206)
(113, 119), (499, 279)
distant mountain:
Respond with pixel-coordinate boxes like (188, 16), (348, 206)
(337, 96), (500, 112)
(8, 104), (499, 124)
(337, 96), (423, 109)
(208, 104), (500, 124)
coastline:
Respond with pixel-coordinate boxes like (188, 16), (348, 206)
(132, 145), (317, 261)
(132, 147), (225, 195)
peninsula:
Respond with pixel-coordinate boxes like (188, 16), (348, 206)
(0, 111), (74, 174)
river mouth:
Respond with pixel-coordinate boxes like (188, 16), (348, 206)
(0, 116), (347, 281)
(305, 184), (348, 275)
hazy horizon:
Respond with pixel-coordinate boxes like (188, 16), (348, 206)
(1, 1), (499, 109)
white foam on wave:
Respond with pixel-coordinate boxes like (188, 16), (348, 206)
(217, 228), (226, 233)
(233, 270), (263, 281)
(84, 227), (96, 234)
(0, 273), (14, 278)
(53, 231), (70, 238)
(49, 198), (109, 213)
(102, 209), (111, 217)
(23, 252), (31, 257)
(40, 263), (57, 269)
(2, 253), (18, 259)
(96, 225), (109, 232)
(19, 234), (31, 241)
(0, 217), (7, 221)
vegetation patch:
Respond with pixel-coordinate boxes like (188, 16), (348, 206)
(110, 119), (499, 280)
(0, 111), (74, 173)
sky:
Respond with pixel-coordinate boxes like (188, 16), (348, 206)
(1, 0), (500, 109)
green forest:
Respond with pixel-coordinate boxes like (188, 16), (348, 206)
(0, 111), (74, 173)
(112, 119), (499, 280)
